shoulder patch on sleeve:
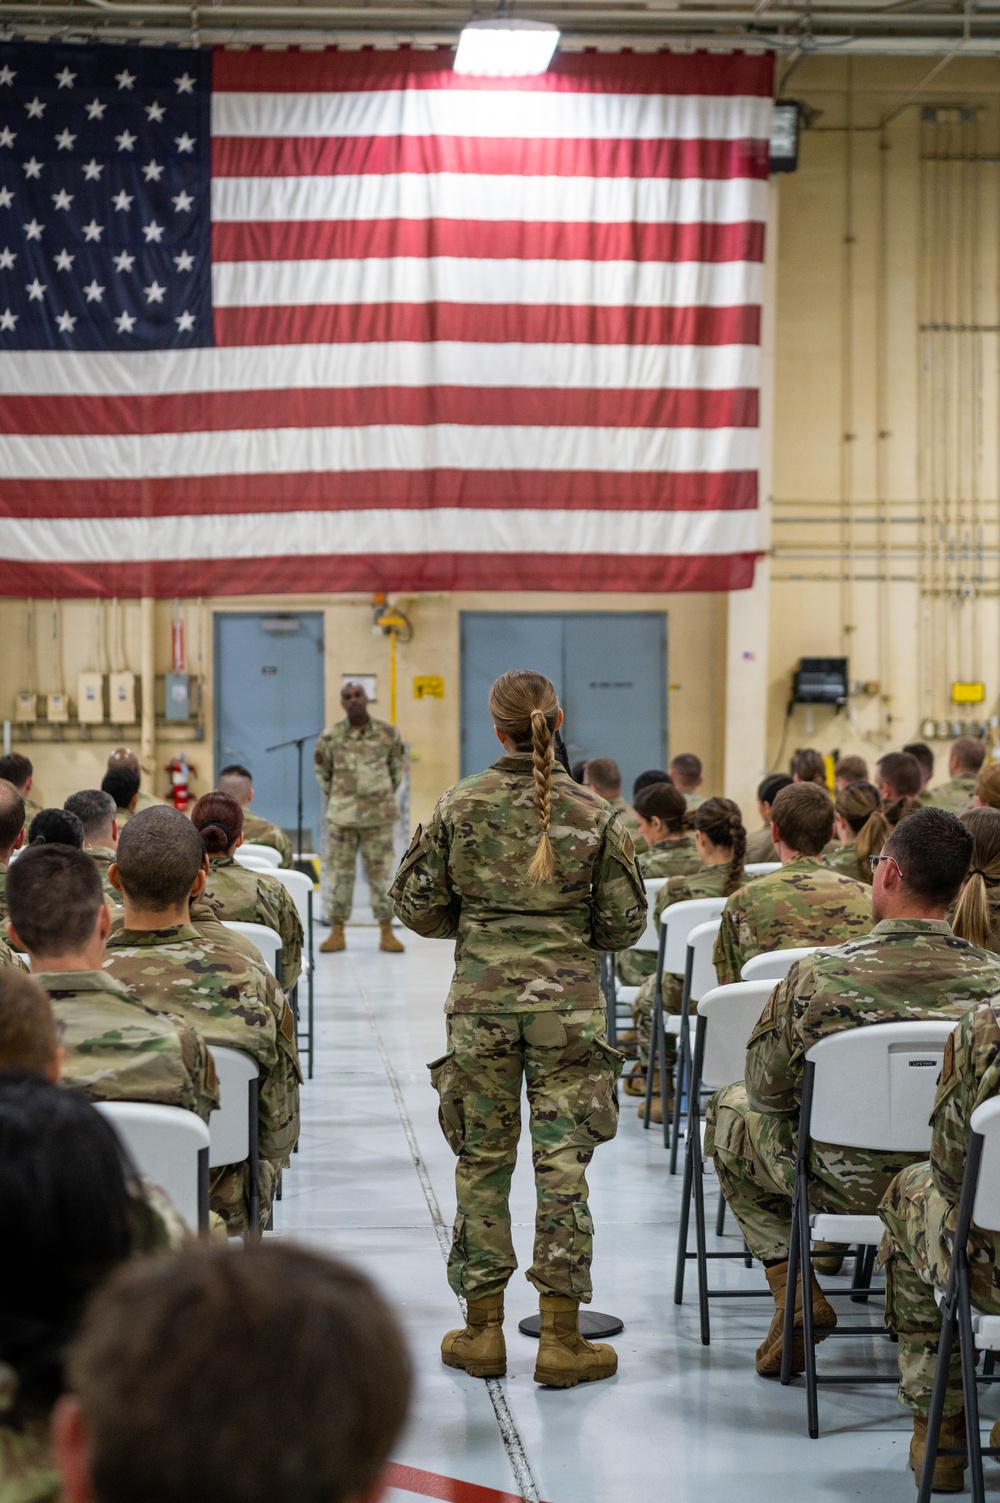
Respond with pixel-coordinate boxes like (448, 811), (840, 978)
(940, 1031), (956, 1089)
(402, 824), (423, 861)
(750, 984), (781, 1039)
(620, 830), (636, 862)
(279, 1000), (296, 1044)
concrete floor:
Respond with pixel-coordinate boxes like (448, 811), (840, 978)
(272, 927), (995, 1503)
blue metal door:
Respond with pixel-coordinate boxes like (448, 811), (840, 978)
(213, 612), (325, 850)
(460, 614), (563, 780)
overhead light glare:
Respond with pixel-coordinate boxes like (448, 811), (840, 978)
(454, 18), (560, 77)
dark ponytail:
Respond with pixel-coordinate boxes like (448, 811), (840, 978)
(694, 796), (746, 896)
(191, 791), (244, 857)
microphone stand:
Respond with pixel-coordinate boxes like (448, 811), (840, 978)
(265, 729), (323, 860)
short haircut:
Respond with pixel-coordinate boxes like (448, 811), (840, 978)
(217, 764), (253, 803)
(0, 970), (58, 1074)
(0, 778), (25, 852)
(876, 751), (923, 799)
(953, 735), (987, 774)
(115, 806), (205, 912)
(0, 752), (32, 791)
(8, 844), (104, 956)
(903, 742), (935, 782)
(107, 748), (140, 775)
(28, 808), (84, 849)
(64, 790), (117, 843)
(669, 753), (702, 785)
(633, 780), (688, 832)
(632, 769), (671, 800)
(67, 1243), (412, 1503)
(583, 758), (621, 796)
(834, 754), (868, 784)
(101, 767), (140, 811)
(790, 748), (828, 786)
(770, 782), (834, 856)
(190, 791), (244, 857)
(885, 807), (973, 907)
(757, 772), (793, 807)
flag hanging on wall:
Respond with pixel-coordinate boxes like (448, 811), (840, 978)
(0, 42), (772, 597)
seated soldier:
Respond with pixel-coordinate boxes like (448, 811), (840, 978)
(7, 843), (217, 1122)
(903, 740), (936, 803)
(823, 780), (883, 884)
(106, 747), (161, 820)
(616, 783), (700, 991)
(218, 763), (294, 868)
(54, 1242), (412, 1503)
(950, 806), (1000, 956)
(0, 750), (39, 820)
(791, 748), (829, 787)
(27, 807), (83, 848)
(876, 749), (924, 806)
(632, 769), (671, 800)
(881, 997), (1000, 1492)
(834, 753), (868, 791)
(64, 789), (121, 905)
(0, 778), (25, 927)
(928, 735), (986, 814)
(707, 808), (1000, 1379)
(623, 798), (747, 1118)
(0, 967), (60, 1079)
(745, 773), (792, 864)
(669, 752), (704, 809)
(104, 805), (301, 1234)
(583, 758), (640, 836)
(190, 792), (303, 994)
(102, 765), (141, 826)
(713, 782), (871, 985)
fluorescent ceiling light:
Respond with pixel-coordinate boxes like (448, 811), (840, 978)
(454, 18), (560, 77)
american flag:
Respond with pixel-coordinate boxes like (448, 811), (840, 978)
(0, 42), (772, 597)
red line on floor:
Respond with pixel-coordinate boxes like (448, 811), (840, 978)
(386, 1461), (548, 1503)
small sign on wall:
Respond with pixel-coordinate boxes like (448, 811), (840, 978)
(342, 673), (377, 702)
(414, 675), (445, 700)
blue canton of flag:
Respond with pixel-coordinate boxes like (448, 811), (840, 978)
(0, 41), (211, 350)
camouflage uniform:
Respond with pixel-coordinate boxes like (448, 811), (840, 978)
(684, 793), (705, 811)
(103, 925), (301, 1233)
(202, 854), (303, 992)
(713, 856), (872, 986)
(610, 794), (641, 839)
(880, 999), (1000, 1417)
(86, 844), (123, 907)
(926, 774), (978, 814)
(0, 1366), (58, 1503)
(185, 900), (271, 968)
(745, 825), (779, 864)
(616, 833), (701, 986)
(706, 921), (1000, 1262)
(315, 716), (403, 923)
(0, 863), (9, 925)
(391, 754), (645, 1301)
(0, 937), (27, 973)
(823, 842), (872, 886)
(242, 809), (294, 868)
(36, 969), (219, 1120)
(117, 789), (163, 828)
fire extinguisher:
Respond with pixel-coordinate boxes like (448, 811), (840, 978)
(166, 752), (192, 812)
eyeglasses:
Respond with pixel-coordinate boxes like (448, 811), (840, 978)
(869, 854), (903, 877)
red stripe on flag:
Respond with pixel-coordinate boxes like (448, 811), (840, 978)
(213, 302), (760, 348)
(211, 217), (765, 266)
(0, 551), (759, 599)
(0, 470), (757, 518)
(211, 133), (770, 182)
(0, 387), (758, 436)
(212, 47), (774, 99)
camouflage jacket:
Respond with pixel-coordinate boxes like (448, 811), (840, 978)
(927, 773), (977, 814)
(610, 795), (641, 837)
(823, 842), (872, 886)
(618, 861), (737, 987)
(36, 968), (219, 1121)
(87, 844), (123, 906)
(745, 825), (778, 863)
(203, 855), (303, 992)
(639, 831), (700, 880)
(315, 716), (403, 828)
(929, 1001), (1000, 1204)
(0, 1367), (57, 1503)
(185, 900), (271, 968)
(0, 936), (26, 973)
(103, 925), (300, 1164)
(713, 855), (872, 985)
(0, 863), (8, 925)
(242, 810), (294, 867)
(391, 754), (646, 1013)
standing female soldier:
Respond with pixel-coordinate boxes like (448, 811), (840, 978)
(390, 671), (645, 1388)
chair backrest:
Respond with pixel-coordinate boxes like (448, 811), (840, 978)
(688, 919), (723, 1002)
(662, 897), (727, 975)
(208, 1045), (259, 1168)
(741, 946), (819, 983)
(268, 868), (313, 951)
(698, 980), (775, 1090)
(806, 1020), (956, 1152)
(235, 850), (277, 872)
(221, 920), (281, 978)
(632, 878), (667, 953)
(744, 862), (781, 878)
(95, 1101), (209, 1233)
(240, 843), (282, 868)
(970, 1096), (1000, 1233)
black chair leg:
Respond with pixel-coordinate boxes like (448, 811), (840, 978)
(715, 1192), (727, 1238)
(692, 1134), (711, 1345)
(919, 1295), (959, 1503)
(669, 1025), (686, 1174)
(674, 1128), (695, 1305)
(643, 997), (660, 1131)
(781, 1190), (801, 1388)
(958, 1258), (986, 1503)
(799, 1194), (820, 1438)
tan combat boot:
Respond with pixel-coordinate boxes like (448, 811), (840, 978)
(533, 1294), (618, 1388)
(441, 1294), (506, 1379)
(909, 1414), (967, 1493)
(755, 1259), (838, 1376)
(621, 1064), (650, 1097)
(379, 921), (405, 953)
(319, 921), (346, 954)
(812, 1241), (848, 1276)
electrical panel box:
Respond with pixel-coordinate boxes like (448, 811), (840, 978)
(14, 692), (36, 722)
(77, 672), (105, 724)
(164, 672), (190, 722)
(109, 672), (136, 725)
(47, 692), (69, 724)
(792, 657), (848, 707)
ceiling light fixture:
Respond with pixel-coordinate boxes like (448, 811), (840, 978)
(453, 18), (560, 77)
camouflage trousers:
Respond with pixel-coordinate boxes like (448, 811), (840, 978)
(617, 948), (656, 988)
(429, 1009), (624, 1302)
(629, 971), (681, 1071)
(210, 1157), (282, 1236)
(881, 1161), (1000, 1417)
(322, 822), (395, 924)
(707, 1082), (920, 1263)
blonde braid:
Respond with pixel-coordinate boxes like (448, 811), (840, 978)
(527, 707), (556, 883)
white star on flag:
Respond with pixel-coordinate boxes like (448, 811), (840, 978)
(175, 310), (196, 331)
(23, 218), (43, 240)
(114, 310), (136, 333)
(82, 159), (103, 181)
(173, 250), (194, 271)
(171, 191), (194, 213)
(0, 67), (15, 87)
(174, 72), (195, 94)
(175, 132), (196, 153)
(141, 159), (164, 182)
(56, 309), (76, 332)
(82, 219), (104, 242)
(54, 128), (76, 151)
(115, 129), (136, 152)
(54, 249), (74, 270)
(0, 127), (15, 148)
(0, 308), (17, 329)
(51, 189), (73, 210)
(145, 101), (165, 121)
(142, 220), (164, 243)
(22, 157), (42, 179)
(113, 250), (135, 272)
(0, 247), (14, 268)
(55, 67), (77, 88)
(0, 187), (14, 207)
(83, 279), (104, 302)
(144, 279), (166, 303)
(85, 98), (106, 120)
(25, 277), (45, 300)
(24, 97), (45, 119)
(116, 69), (136, 90)
(112, 190), (133, 212)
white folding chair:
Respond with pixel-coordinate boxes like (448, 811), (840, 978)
(783, 1020), (955, 1437)
(240, 843), (282, 868)
(920, 1095), (1000, 1503)
(741, 947), (820, 983)
(209, 1045), (262, 1236)
(674, 980), (777, 1343)
(268, 867), (315, 1078)
(611, 877), (666, 1047)
(221, 920), (282, 984)
(95, 1101), (210, 1235)
(744, 862), (781, 878)
(235, 849), (278, 872)
(666, 916), (725, 1170)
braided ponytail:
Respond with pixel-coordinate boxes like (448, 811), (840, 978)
(489, 669), (561, 885)
(953, 807), (1000, 948)
(693, 797), (746, 896)
(526, 708), (556, 882)
(727, 807), (747, 895)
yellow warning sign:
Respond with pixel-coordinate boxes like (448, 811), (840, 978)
(414, 675), (445, 700)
